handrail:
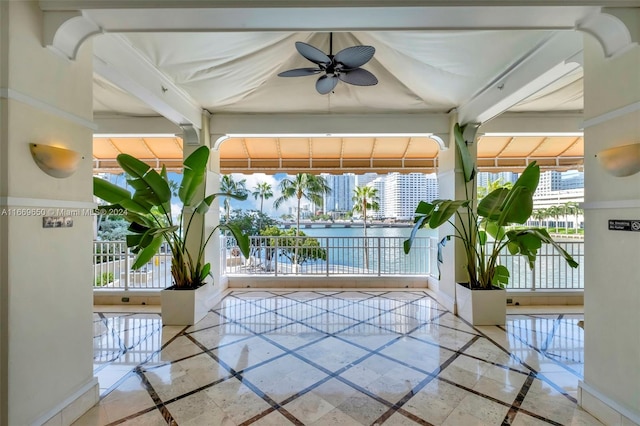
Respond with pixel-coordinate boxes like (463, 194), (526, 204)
(92, 238), (584, 291)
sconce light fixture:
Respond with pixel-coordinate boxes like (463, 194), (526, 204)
(29, 143), (81, 178)
(596, 143), (640, 177)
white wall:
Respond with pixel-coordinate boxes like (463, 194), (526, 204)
(581, 30), (640, 422)
(0, 2), (97, 424)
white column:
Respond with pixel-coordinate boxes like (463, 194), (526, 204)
(431, 116), (477, 312)
(207, 135), (224, 289)
(580, 12), (640, 424)
(0, 2), (97, 425)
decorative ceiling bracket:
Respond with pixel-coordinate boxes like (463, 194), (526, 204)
(576, 8), (639, 59)
(43, 10), (101, 60)
(180, 124), (200, 146)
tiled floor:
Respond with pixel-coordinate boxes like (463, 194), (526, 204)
(78, 290), (601, 425)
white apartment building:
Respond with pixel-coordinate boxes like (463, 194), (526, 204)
(378, 173), (438, 220)
(368, 177), (386, 220)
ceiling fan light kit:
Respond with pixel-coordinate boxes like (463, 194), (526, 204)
(278, 34), (378, 94)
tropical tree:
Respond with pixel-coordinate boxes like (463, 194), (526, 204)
(352, 185), (380, 269)
(565, 201), (582, 233)
(564, 201), (582, 234)
(252, 181), (274, 231)
(273, 173), (331, 265)
(252, 182), (274, 216)
(221, 175), (248, 220)
(532, 209), (546, 228)
(547, 205), (562, 232)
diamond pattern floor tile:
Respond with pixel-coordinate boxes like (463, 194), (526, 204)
(80, 291), (602, 426)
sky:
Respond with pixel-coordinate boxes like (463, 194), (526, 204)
(101, 171), (297, 219)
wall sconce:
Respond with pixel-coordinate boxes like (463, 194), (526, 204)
(597, 143), (640, 177)
(29, 143), (82, 178)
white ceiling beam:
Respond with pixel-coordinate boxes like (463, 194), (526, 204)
(210, 113), (451, 145)
(46, 5), (600, 33)
(457, 31), (584, 125)
(93, 114), (181, 134)
(93, 34), (203, 129)
(478, 112), (584, 133)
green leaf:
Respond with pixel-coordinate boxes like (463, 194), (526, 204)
(117, 154), (171, 214)
(493, 265), (510, 287)
(221, 223), (251, 258)
(404, 215), (428, 254)
(429, 200), (468, 229)
(483, 220), (505, 241)
(498, 186), (534, 225)
(132, 234), (163, 269)
(194, 195), (215, 215)
(509, 228), (579, 269)
(93, 177), (131, 204)
(454, 123), (476, 183)
(478, 230), (487, 245)
(94, 177), (148, 215)
(477, 187), (509, 220)
(511, 161), (540, 195)
(179, 146), (209, 206)
(199, 263), (211, 281)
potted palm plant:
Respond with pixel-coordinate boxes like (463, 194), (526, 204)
(404, 123), (578, 325)
(94, 146), (250, 325)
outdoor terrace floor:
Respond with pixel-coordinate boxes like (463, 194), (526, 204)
(77, 290), (599, 425)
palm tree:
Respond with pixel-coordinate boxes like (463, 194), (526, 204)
(252, 182), (274, 217)
(252, 181), (274, 232)
(547, 205), (562, 232)
(273, 173), (331, 266)
(565, 201), (582, 232)
(352, 185), (380, 269)
(220, 175), (247, 221)
(532, 209), (545, 227)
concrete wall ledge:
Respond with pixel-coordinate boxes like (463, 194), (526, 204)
(227, 275), (428, 289)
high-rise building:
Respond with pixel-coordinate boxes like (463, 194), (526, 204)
(368, 177), (386, 220)
(380, 173), (438, 220)
(476, 171), (518, 189)
(322, 173), (356, 213)
(355, 173), (378, 187)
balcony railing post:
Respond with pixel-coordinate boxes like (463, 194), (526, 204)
(532, 260), (536, 291)
(377, 237), (381, 276)
(326, 237), (330, 277)
(274, 237), (279, 277)
(123, 243), (130, 291)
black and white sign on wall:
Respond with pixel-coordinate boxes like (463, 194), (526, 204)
(608, 220), (640, 232)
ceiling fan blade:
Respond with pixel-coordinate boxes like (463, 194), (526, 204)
(338, 68), (378, 86)
(316, 75), (339, 94)
(278, 68), (322, 77)
(334, 46), (375, 69)
(295, 42), (331, 66)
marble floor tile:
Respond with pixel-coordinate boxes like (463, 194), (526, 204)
(75, 291), (601, 425)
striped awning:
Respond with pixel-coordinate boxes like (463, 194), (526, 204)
(93, 134), (583, 174)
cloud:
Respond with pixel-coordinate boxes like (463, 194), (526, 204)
(226, 173), (298, 218)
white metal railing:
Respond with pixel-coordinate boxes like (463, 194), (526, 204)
(223, 235), (432, 276)
(93, 241), (172, 290)
(496, 241), (584, 290)
(92, 239), (584, 291)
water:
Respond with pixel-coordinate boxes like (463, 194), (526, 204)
(296, 225), (436, 239)
(269, 225), (437, 274)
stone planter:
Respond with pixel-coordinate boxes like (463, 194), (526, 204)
(160, 282), (216, 326)
(455, 283), (506, 326)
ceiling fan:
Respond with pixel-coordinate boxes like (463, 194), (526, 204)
(278, 33), (378, 95)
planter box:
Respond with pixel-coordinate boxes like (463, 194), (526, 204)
(455, 283), (506, 326)
(160, 282), (216, 326)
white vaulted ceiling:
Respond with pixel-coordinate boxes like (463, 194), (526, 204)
(40, 1), (631, 174)
(93, 30), (582, 116)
